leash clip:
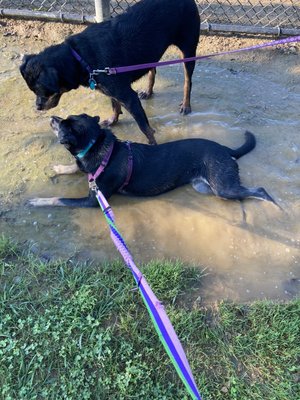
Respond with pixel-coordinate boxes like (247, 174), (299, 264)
(89, 180), (98, 191)
(104, 67), (113, 75)
(89, 68), (113, 89)
(91, 67), (112, 75)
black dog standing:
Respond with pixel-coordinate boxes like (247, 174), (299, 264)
(19, 0), (200, 145)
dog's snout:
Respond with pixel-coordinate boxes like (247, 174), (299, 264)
(36, 97), (46, 111)
(50, 116), (62, 124)
(50, 115), (63, 137)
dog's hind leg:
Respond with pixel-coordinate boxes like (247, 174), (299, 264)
(192, 177), (213, 194)
(102, 98), (123, 127)
(179, 55), (195, 115)
(138, 68), (156, 100)
(214, 185), (279, 207)
(176, 19), (199, 114)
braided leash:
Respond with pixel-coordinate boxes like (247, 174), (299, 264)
(92, 186), (201, 400)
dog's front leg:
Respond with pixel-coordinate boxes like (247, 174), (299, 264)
(28, 190), (99, 208)
(52, 163), (79, 175)
(117, 88), (157, 145)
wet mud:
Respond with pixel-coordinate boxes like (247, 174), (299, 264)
(0, 19), (299, 302)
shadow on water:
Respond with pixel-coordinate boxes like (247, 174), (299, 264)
(0, 28), (299, 302)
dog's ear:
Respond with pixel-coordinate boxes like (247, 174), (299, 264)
(20, 54), (32, 63)
(93, 116), (100, 123)
(19, 54), (34, 77)
(19, 55), (44, 88)
(39, 67), (60, 93)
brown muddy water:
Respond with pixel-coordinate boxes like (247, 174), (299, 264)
(0, 21), (299, 302)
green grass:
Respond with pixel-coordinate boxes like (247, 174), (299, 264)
(0, 237), (299, 400)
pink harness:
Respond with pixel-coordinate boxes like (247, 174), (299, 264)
(88, 142), (115, 183)
(88, 141), (133, 192)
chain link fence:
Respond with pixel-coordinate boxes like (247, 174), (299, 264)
(0, 0), (95, 13)
(0, 0), (299, 35)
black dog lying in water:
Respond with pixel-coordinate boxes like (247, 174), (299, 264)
(19, 0), (200, 145)
(28, 114), (277, 208)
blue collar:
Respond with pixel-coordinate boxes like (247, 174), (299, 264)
(76, 139), (96, 159)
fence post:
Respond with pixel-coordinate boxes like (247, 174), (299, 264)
(94, 0), (110, 22)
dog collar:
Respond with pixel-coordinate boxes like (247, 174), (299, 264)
(76, 139), (96, 159)
(70, 47), (92, 74)
(70, 47), (98, 90)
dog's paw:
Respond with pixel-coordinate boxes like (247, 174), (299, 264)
(53, 165), (66, 175)
(52, 164), (79, 175)
(138, 90), (153, 100)
(146, 128), (157, 145)
(101, 116), (119, 127)
(179, 103), (192, 115)
(149, 138), (157, 145)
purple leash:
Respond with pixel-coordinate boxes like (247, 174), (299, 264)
(90, 35), (300, 77)
(91, 186), (202, 399)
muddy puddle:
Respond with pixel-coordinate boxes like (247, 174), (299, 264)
(0, 20), (299, 302)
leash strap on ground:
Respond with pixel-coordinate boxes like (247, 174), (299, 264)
(92, 35), (300, 76)
(94, 188), (202, 400)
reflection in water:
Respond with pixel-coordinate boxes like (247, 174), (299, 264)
(0, 36), (299, 302)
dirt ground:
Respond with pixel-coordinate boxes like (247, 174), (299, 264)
(0, 18), (300, 302)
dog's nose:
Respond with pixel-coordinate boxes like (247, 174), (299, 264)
(36, 97), (46, 111)
(50, 116), (62, 124)
(50, 116), (63, 134)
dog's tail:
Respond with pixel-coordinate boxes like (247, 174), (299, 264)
(229, 131), (256, 160)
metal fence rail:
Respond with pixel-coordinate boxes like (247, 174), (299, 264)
(0, 0), (299, 35)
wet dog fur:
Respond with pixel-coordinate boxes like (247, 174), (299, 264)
(28, 114), (277, 208)
(19, 0), (200, 145)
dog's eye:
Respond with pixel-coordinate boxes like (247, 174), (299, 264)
(35, 86), (52, 98)
(41, 89), (54, 98)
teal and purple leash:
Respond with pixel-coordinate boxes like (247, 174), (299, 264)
(91, 183), (202, 400)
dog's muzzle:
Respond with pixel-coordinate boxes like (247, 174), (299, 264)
(36, 93), (61, 111)
(50, 116), (62, 137)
